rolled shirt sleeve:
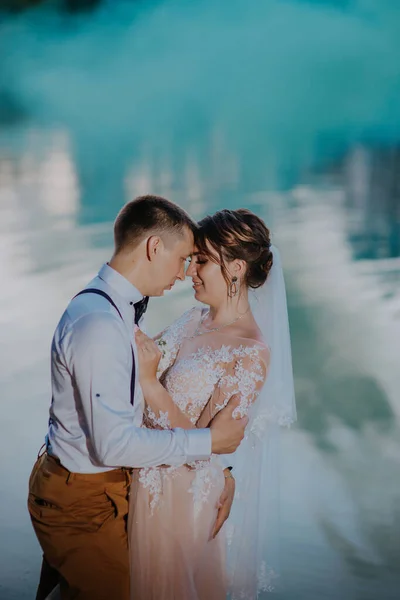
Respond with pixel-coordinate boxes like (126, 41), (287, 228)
(63, 312), (211, 468)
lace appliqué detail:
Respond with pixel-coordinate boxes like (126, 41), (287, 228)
(222, 346), (266, 418)
(145, 407), (171, 429)
(258, 561), (279, 593)
(162, 346), (226, 423)
(162, 343), (267, 425)
(138, 459), (221, 518)
(155, 307), (200, 379)
(250, 410), (295, 439)
(229, 560), (279, 598)
(187, 459), (221, 517)
(140, 310), (269, 513)
(138, 466), (180, 516)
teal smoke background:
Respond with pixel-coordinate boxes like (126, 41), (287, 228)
(1, 0), (400, 206)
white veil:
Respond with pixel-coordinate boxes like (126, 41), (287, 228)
(226, 245), (297, 598)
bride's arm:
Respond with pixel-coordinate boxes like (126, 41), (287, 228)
(136, 328), (197, 430)
(202, 346), (270, 539)
(141, 380), (197, 430)
(197, 346), (270, 429)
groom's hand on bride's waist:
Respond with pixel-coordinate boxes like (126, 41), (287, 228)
(209, 395), (248, 454)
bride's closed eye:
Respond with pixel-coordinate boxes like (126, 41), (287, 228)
(186, 255), (207, 265)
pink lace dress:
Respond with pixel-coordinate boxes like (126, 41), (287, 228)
(128, 307), (269, 600)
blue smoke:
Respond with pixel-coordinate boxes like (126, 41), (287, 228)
(1, 0), (400, 190)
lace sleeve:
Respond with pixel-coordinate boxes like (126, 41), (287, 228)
(225, 345), (270, 418)
(153, 307), (202, 379)
(196, 344), (270, 428)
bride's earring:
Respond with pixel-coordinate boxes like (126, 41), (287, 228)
(228, 276), (239, 298)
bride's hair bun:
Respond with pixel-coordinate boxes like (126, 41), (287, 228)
(196, 208), (273, 289)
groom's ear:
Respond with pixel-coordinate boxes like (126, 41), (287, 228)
(146, 235), (162, 261)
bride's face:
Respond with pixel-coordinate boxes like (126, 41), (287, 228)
(187, 242), (231, 305)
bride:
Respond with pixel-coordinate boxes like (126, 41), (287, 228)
(129, 208), (296, 599)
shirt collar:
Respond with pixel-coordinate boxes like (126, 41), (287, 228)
(98, 263), (143, 306)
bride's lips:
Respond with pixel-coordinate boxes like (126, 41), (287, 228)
(192, 281), (202, 290)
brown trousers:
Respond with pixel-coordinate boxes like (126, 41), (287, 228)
(28, 452), (132, 600)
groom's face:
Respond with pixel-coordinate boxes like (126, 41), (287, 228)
(147, 227), (194, 296)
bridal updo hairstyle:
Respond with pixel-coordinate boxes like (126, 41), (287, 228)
(196, 209), (273, 289)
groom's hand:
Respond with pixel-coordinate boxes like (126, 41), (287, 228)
(135, 328), (162, 383)
(210, 395), (248, 454)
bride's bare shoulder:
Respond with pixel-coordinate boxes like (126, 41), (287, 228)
(228, 320), (266, 346)
(174, 305), (202, 325)
(219, 324), (270, 366)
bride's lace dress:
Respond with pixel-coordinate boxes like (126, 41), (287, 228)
(128, 307), (269, 600)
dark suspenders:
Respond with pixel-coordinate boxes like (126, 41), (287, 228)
(74, 288), (136, 406)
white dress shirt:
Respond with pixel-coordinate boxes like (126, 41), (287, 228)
(46, 263), (211, 473)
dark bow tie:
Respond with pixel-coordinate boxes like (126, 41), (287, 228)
(133, 296), (149, 325)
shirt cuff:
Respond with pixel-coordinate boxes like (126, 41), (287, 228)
(174, 427), (212, 462)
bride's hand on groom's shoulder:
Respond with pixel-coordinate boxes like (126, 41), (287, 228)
(135, 327), (162, 383)
(209, 395), (248, 455)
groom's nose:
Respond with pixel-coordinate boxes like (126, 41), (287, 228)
(176, 262), (186, 281)
(186, 260), (196, 278)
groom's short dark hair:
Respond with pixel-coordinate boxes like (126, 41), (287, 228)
(114, 195), (197, 253)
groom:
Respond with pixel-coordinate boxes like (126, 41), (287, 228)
(28, 195), (245, 600)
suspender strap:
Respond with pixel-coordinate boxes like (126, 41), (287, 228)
(74, 288), (135, 406)
(75, 288), (123, 318)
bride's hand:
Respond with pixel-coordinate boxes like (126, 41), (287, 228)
(212, 469), (235, 539)
(135, 327), (162, 383)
